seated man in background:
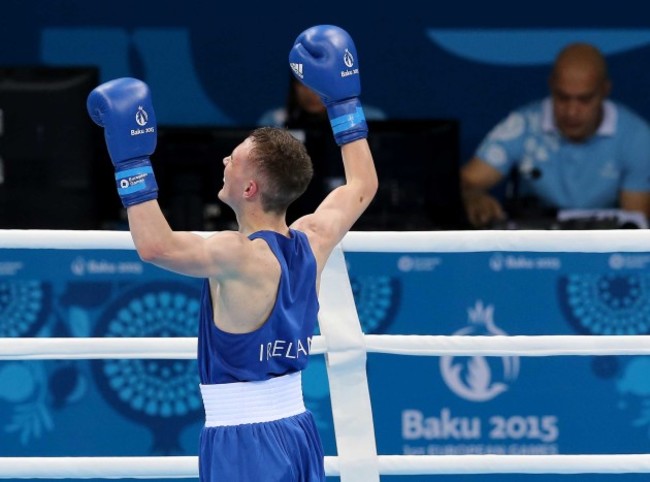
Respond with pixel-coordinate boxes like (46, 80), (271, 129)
(461, 42), (650, 228)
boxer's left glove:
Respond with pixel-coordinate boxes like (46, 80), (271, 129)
(289, 25), (367, 146)
(87, 77), (158, 208)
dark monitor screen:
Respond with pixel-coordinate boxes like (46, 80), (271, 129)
(0, 66), (105, 228)
(365, 119), (465, 230)
(290, 119), (466, 230)
(154, 121), (467, 231)
(0, 66), (100, 189)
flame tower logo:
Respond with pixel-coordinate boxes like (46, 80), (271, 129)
(440, 300), (519, 402)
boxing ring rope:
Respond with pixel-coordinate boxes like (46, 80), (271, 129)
(3, 228), (650, 251)
(3, 334), (650, 360)
(2, 229), (650, 480)
(3, 454), (650, 478)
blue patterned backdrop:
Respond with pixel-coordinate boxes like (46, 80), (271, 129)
(2, 247), (650, 481)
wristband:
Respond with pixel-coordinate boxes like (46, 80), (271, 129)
(115, 157), (159, 207)
(326, 98), (368, 146)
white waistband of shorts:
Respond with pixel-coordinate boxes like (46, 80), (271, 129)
(200, 372), (306, 426)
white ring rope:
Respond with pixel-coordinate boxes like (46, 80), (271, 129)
(2, 454), (650, 478)
(2, 334), (650, 360)
(3, 228), (650, 252)
(2, 229), (650, 479)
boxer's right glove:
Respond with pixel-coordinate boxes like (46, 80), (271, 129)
(87, 77), (158, 208)
(289, 25), (367, 146)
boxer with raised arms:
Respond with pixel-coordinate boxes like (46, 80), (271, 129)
(87, 24), (377, 481)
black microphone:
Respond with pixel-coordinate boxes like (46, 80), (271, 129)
(506, 165), (544, 222)
(529, 167), (542, 180)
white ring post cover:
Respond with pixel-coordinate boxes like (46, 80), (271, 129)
(317, 244), (379, 482)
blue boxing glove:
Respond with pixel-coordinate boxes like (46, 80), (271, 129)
(87, 77), (158, 208)
(289, 25), (367, 145)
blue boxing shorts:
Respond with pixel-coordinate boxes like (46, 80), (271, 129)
(199, 372), (325, 481)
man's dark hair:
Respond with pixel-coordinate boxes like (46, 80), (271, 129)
(249, 127), (314, 213)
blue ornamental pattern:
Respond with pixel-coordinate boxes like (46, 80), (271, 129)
(0, 281), (50, 337)
(558, 273), (650, 335)
(350, 275), (400, 334)
(91, 281), (202, 454)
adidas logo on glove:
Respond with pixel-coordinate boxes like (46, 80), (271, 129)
(290, 62), (303, 79)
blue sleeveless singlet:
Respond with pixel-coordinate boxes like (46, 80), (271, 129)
(197, 229), (325, 481)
